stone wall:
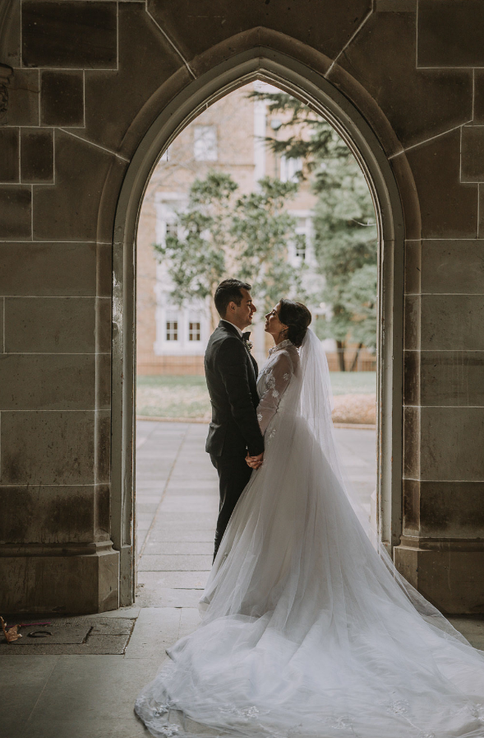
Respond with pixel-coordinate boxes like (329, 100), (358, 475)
(0, 0), (483, 613)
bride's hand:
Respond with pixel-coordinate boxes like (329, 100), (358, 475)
(246, 452), (263, 469)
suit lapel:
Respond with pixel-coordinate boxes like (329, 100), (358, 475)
(219, 320), (256, 382)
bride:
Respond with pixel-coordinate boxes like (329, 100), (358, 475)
(136, 299), (484, 738)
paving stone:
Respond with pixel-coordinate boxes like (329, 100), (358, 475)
(148, 529), (215, 542)
(124, 607), (180, 660)
(135, 585), (204, 608)
(138, 555), (212, 572)
(143, 540), (214, 556)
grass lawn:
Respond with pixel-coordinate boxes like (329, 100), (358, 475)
(136, 372), (376, 419)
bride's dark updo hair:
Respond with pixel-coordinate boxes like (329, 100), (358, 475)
(279, 299), (312, 348)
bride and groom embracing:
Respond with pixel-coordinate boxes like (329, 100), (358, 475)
(136, 279), (484, 738)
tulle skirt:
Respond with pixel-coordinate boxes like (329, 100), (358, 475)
(135, 411), (484, 738)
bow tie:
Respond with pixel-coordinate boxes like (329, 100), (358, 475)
(242, 332), (251, 341)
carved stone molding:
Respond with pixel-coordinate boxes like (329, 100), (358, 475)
(0, 62), (13, 120)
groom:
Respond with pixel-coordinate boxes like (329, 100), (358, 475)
(205, 279), (264, 560)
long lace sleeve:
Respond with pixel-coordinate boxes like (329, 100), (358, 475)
(257, 351), (293, 435)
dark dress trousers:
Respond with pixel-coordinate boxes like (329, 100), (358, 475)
(205, 320), (264, 558)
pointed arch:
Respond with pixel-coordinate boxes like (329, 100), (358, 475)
(110, 47), (407, 605)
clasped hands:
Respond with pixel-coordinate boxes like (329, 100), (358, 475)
(245, 452), (264, 470)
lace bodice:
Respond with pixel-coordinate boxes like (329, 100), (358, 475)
(256, 339), (299, 435)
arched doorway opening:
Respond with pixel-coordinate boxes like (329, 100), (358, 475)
(111, 50), (405, 606)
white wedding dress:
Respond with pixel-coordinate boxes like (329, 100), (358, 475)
(135, 330), (484, 738)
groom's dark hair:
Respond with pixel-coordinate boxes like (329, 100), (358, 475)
(214, 279), (251, 318)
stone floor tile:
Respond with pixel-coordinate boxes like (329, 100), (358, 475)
(21, 715), (150, 738)
(135, 585), (203, 608)
(147, 528), (215, 542)
(138, 554), (213, 572)
(143, 540), (214, 555)
(178, 607), (201, 638)
(23, 655), (159, 724)
(124, 607), (181, 660)
(137, 571), (209, 589)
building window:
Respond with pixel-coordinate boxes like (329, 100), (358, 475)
(194, 125), (217, 161)
(280, 155), (302, 183)
(295, 239), (307, 260)
(188, 321), (201, 341)
(166, 321), (178, 341)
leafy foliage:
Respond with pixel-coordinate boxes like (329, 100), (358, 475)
(153, 171), (305, 329)
(251, 90), (377, 366)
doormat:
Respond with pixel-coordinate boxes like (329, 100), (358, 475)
(0, 616), (136, 655)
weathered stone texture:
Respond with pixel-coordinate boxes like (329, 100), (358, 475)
(419, 240), (484, 294)
(4, 69), (39, 127)
(461, 127), (484, 183)
(21, 128), (54, 183)
(22, 1), (117, 68)
(83, 2), (185, 155)
(0, 186), (31, 239)
(147, 0), (371, 64)
(420, 407), (484, 481)
(32, 130), (120, 240)
(405, 129), (477, 238)
(41, 71), (84, 127)
(420, 295), (484, 351)
(0, 242), (98, 295)
(338, 12), (472, 149)
(5, 297), (96, 353)
(0, 127), (19, 182)
(418, 0), (484, 68)
(1, 411), (96, 485)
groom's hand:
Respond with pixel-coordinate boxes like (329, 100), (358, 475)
(246, 452), (263, 469)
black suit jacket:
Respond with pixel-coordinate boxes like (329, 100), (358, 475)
(204, 321), (264, 458)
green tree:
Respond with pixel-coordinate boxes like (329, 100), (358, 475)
(250, 91), (377, 369)
(153, 170), (305, 330)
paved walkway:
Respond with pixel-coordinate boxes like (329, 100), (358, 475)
(4, 421), (483, 738)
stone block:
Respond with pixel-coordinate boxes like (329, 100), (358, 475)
(0, 547), (119, 614)
(33, 130), (116, 241)
(1, 0), (21, 68)
(5, 297), (96, 353)
(337, 12), (472, 149)
(418, 0), (484, 68)
(0, 186), (31, 239)
(419, 482), (484, 539)
(41, 71), (83, 127)
(404, 294), (420, 350)
(419, 351), (484, 407)
(474, 71), (484, 125)
(1, 411), (95, 485)
(420, 240), (484, 294)
(403, 350), (419, 405)
(404, 241), (421, 295)
(420, 294), (484, 351)
(389, 153), (421, 239)
(402, 478), (419, 534)
(420, 406), (484, 481)
(461, 126), (484, 183)
(96, 410), (111, 484)
(5, 69), (39, 126)
(403, 405), (419, 479)
(0, 128), (19, 182)
(0, 242), (97, 296)
(21, 128), (54, 183)
(480, 186), (484, 239)
(0, 486), (96, 544)
(22, 1), (117, 68)
(405, 128), (477, 238)
(147, 0), (371, 67)
(83, 2), (183, 154)
(394, 543), (484, 613)
(0, 353), (99, 411)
